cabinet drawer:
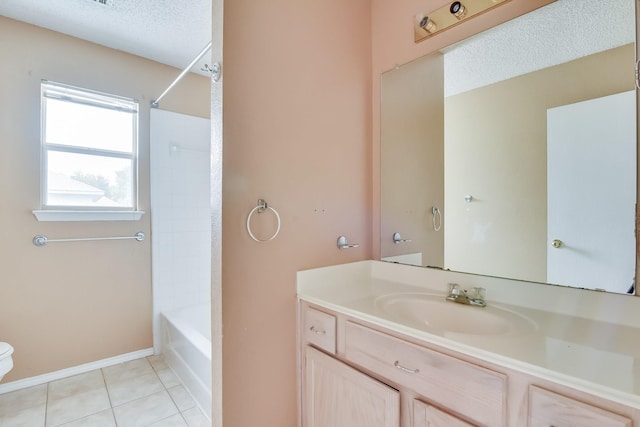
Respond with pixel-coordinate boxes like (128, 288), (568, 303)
(413, 399), (476, 427)
(528, 386), (632, 427)
(344, 321), (505, 427)
(303, 306), (336, 354)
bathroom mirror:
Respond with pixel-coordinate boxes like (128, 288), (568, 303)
(380, 0), (638, 294)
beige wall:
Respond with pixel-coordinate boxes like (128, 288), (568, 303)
(444, 44), (635, 283)
(380, 53), (444, 266)
(222, 0), (372, 425)
(0, 17), (210, 382)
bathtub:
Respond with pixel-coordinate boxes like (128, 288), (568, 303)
(161, 304), (211, 419)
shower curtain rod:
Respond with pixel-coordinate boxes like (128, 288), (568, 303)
(151, 41), (212, 108)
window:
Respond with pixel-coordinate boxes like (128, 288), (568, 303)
(36, 81), (141, 220)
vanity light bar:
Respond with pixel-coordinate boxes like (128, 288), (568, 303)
(414, 0), (511, 43)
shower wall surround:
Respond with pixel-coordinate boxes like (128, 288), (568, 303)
(150, 109), (211, 351)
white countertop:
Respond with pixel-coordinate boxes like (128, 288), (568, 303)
(297, 260), (640, 409)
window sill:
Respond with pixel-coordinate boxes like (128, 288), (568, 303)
(32, 210), (145, 222)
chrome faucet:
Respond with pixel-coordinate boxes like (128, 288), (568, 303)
(446, 284), (486, 307)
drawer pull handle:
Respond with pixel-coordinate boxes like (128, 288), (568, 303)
(394, 361), (419, 374)
(310, 326), (326, 335)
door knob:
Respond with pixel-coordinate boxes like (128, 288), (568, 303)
(551, 239), (563, 248)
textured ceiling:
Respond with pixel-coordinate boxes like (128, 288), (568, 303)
(444, 0), (635, 96)
(0, 0), (212, 76)
(2, 0), (632, 91)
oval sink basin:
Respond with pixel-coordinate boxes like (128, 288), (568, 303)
(375, 293), (537, 336)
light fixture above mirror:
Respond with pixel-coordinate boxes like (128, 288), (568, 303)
(415, 0), (510, 42)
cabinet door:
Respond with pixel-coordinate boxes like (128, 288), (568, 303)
(529, 386), (632, 427)
(304, 346), (400, 427)
(413, 400), (476, 427)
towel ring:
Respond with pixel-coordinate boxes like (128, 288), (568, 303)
(246, 199), (281, 242)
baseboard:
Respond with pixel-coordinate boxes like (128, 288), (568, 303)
(0, 348), (154, 395)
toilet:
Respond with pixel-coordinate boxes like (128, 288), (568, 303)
(0, 342), (14, 381)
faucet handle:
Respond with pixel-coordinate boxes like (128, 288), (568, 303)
(448, 283), (461, 296)
(470, 287), (486, 301)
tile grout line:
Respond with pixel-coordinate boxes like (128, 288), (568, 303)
(153, 360), (189, 426)
(49, 371), (114, 427)
(99, 368), (113, 408)
(148, 356), (192, 427)
(44, 382), (49, 427)
(99, 367), (118, 426)
(164, 385), (192, 426)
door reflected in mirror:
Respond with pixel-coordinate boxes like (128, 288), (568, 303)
(380, 0), (637, 294)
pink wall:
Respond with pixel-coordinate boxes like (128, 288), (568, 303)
(222, 1), (372, 425)
(221, 1), (557, 425)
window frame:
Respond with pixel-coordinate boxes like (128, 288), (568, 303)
(35, 80), (143, 221)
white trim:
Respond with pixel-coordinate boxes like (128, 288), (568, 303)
(32, 210), (145, 222)
(0, 348), (154, 395)
(42, 80), (139, 112)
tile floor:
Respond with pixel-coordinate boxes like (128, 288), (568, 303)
(0, 355), (210, 427)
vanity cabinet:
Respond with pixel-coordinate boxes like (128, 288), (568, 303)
(300, 303), (493, 426)
(299, 301), (638, 427)
(304, 345), (400, 427)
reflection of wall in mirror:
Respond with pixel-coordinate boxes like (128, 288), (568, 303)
(373, 0), (555, 263)
(444, 43), (635, 283)
(381, 53), (444, 267)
